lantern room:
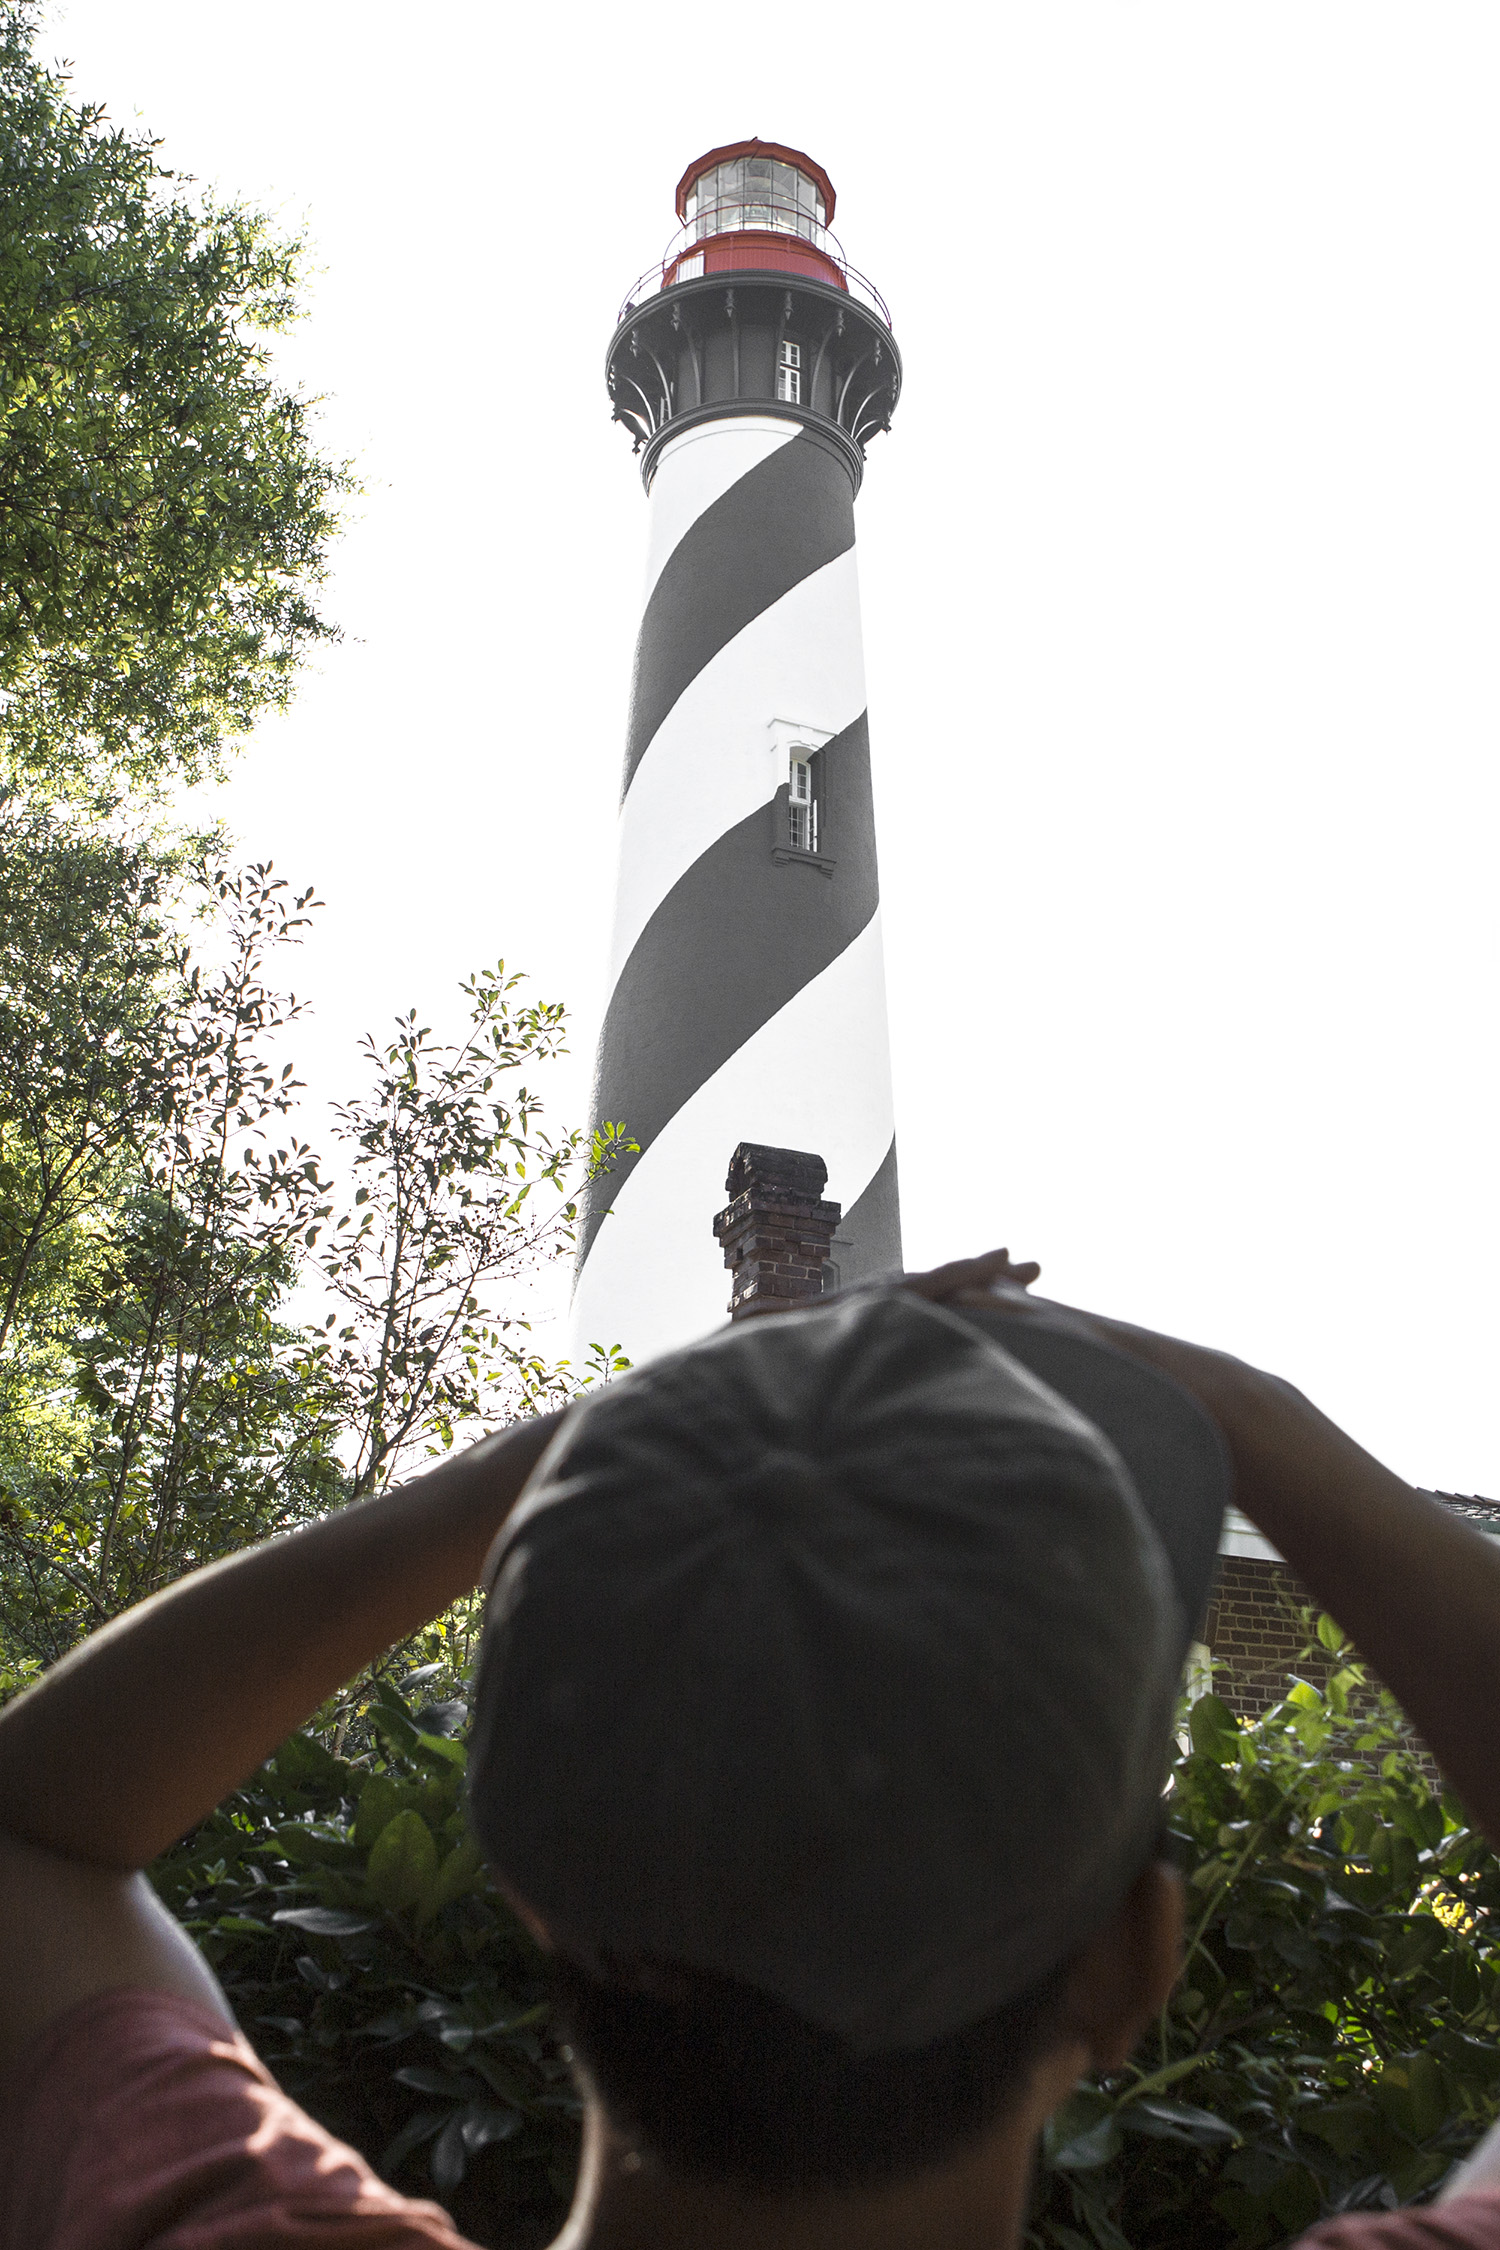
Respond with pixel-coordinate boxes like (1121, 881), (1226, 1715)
(664, 139), (846, 294)
(609, 140), (900, 491)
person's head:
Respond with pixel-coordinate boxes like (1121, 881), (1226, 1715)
(467, 1289), (1224, 2229)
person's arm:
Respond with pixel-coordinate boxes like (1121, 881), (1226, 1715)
(915, 1251), (1500, 1858)
(910, 1254), (1500, 2214)
(0, 1409), (565, 2069)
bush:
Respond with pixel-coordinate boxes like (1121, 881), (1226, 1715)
(154, 1629), (1500, 2250)
(1032, 1622), (1500, 2249)
(150, 1672), (579, 2250)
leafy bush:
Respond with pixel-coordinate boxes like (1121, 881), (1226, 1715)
(1033, 1621), (1500, 2250)
(154, 1630), (1500, 2250)
(150, 1672), (579, 2250)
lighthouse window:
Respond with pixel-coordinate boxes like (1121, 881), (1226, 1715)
(777, 340), (802, 405)
(788, 753), (818, 853)
(688, 159), (827, 247)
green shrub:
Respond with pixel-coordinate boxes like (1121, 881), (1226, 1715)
(153, 1629), (1500, 2250)
(1032, 1622), (1500, 2249)
(150, 1672), (579, 2250)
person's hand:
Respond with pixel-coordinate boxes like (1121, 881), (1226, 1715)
(736, 1247), (1043, 1324)
(898, 1247), (1042, 1306)
(896, 1247), (1267, 1438)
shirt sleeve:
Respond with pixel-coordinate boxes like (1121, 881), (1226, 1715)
(1295, 2194), (1500, 2250)
(0, 1985), (480, 2250)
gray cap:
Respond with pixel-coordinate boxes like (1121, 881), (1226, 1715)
(468, 1289), (1227, 2054)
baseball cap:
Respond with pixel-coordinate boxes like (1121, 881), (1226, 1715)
(467, 1287), (1228, 2054)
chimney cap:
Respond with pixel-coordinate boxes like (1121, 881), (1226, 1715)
(725, 1143), (830, 1201)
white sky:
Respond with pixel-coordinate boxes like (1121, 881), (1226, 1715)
(41, 2), (1500, 1493)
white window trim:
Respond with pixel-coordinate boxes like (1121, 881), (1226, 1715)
(767, 717), (833, 770)
(768, 718), (831, 858)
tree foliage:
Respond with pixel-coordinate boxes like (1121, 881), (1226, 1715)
(0, 4), (350, 795)
(1033, 1628), (1500, 2250)
(0, 793), (177, 1367)
(151, 1640), (1500, 2250)
(310, 973), (632, 1503)
(0, 809), (628, 1694)
(0, 840), (336, 1672)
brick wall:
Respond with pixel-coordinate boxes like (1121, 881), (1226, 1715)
(1201, 1495), (1500, 1727)
(1201, 1554), (1329, 1720)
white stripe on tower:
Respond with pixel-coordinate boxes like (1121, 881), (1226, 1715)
(608, 549), (866, 985)
(574, 412), (901, 1364)
(577, 915), (896, 1361)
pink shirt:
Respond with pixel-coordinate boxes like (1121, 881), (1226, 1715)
(0, 1989), (474, 2248)
(5, 1987), (1500, 2250)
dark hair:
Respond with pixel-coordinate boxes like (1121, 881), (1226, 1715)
(548, 1948), (1076, 2194)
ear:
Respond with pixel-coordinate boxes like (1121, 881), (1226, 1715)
(1063, 1858), (1184, 2074)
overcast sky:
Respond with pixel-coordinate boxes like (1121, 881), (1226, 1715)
(41, 2), (1500, 1492)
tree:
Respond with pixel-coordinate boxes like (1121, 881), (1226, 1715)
(296, 970), (633, 1743)
(0, 4), (350, 797)
(0, 794), (176, 1365)
(0, 850), (341, 1674)
(0, 824), (629, 1695)
(311, 972), (631, 1504)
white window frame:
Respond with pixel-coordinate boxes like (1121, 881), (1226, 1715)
(777, 338), (802, 406)
(787, 752), (817, 853)
(768, 718), (832, 858)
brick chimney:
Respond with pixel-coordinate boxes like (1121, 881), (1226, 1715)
(712, 1144), (843, 1321)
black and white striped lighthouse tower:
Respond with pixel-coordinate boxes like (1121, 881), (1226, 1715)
(575, 141), (903, 1361)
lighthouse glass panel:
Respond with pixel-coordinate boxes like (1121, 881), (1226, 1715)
(688, 159), (827, 246)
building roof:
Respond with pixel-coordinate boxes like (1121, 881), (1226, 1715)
(1426, 1490), (1500, 1533)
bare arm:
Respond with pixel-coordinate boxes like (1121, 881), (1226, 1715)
(916, 1252), (1500, 1856)
(0, 1410), (564, 2067)
(910, 1255), (1500, 2207)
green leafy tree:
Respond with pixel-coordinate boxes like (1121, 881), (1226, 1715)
(0, 795), (176, 1402)
(0, 4), (350, 796)
(311, 971), (632, 1505)
(0, 820), (630, 1695)
(0, 855), (341, 1670)
(298, 973), (633, 1744)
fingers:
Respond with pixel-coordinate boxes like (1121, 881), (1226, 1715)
(902, 1249), (1041, 1303)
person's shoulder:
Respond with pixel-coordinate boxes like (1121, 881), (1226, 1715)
(1294, 2191), (1500, 2249)
(0, 1985), (480, 2249)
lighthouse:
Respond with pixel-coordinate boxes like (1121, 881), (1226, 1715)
(574, 141), (903, 1362)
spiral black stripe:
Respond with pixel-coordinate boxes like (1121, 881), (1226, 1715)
(583, 710), (878, 1265)
(837, 1134), (901, 1285)
(621, 427), (856, 798)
